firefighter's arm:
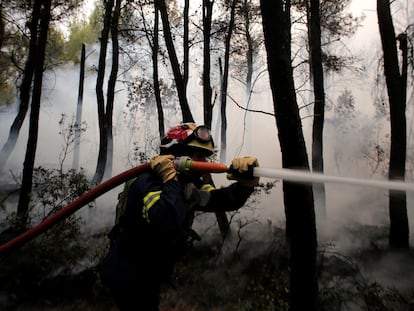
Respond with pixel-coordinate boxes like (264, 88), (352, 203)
(137, 167), (187, 230)
(197, 182), (254, 213)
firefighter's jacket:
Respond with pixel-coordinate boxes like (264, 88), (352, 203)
(100, 170), (254, 291)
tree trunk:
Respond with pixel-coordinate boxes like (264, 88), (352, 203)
(0, 1), (42, 171)
(308, 0), (326, 218)
(183, 0), (189, 89)
(152, 2), (164, 138)
(219, 0), (236, 164)
(377, 0), (409, 249)
(242, 0), (254, 94)
(104, 0), (122, 180)
(203, 0), (214, 128)
(17, 0), (52, 223)
(157, 0), (193, 123)
(73, 43), (86, 170)
(260, 0), (318, 310)
(200, 0), (229, 236)
(92, 0), (115, 186)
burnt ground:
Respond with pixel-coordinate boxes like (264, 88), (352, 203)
(1, 222), (414, 311)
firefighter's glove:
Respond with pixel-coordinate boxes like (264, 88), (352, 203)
(227, 156), (260, 187)
(150, 155), (177, 183)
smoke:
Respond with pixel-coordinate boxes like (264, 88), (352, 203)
(361, 250), (414, 293)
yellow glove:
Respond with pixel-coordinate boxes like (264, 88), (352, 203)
(150, 155), (177, 183)
(227, 156), (260, 187)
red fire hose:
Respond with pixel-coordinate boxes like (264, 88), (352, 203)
(3, 156), (413, 255)
(0, 158), (229, 256)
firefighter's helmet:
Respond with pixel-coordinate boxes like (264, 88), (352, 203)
(160, 123), (215, 156)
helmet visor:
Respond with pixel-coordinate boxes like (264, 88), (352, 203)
(184, 126), (214, 147)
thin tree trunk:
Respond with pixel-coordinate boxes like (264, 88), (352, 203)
(309, 0), (326, 218)
(200, 0), (229, 236)
(104, 0), (122, 180)
(153, 3), (164, 138)
(157, 0), (193, 123)
(377, 0), (408, 249)
(203, 0), (214, 128)
(242, 0), (253, 94)
(0, 1), (42, 171)
(92, 0), (115, 186)
(219, 0), (236, 164)
(183, 0), (189, 89)
(17, 0), (52, 223)
(73, 43), (86, 170)
(140, 2), (164, 139)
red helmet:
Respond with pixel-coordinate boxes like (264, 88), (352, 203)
(160, 123), (215, 156)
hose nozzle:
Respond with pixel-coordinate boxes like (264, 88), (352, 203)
(174, 156), (193, 173)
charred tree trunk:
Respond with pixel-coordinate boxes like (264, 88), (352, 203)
(157, 0), (193, 123)
(260, 0), (318, 310)
(183, 0), (189, 89)
(242, 0), (254, 93)
(201, 0), (228, 236)
(73, 43), (86, 170)
(0, 1), (42, 171)
(141, 1), (165, 139)
(202, 0), (214, 128)
(219, 0), (236, 164)
(308, 0), (326, 218)
(92, 0), (115, 186)
(377, 0), (409, 249)
(104, 0), (122, 180)
(152, 2), (164, 138)
(17, 0), (52, 223)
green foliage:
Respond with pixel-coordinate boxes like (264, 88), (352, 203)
(0, 166), (92, 301)
(0, 113), (97, 306)
(31, 166), (91, 218)
(0, 18), (69, 105)
(0, 24), (27, 106)
(88, 1), (104, 32)
(45, 26), (66, 67)
(0, 80), (15, 106)
(63, 12), (100, 63)
(0, 49), (16, 102)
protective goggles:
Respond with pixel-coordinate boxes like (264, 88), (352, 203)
(183, 125), (214, 147)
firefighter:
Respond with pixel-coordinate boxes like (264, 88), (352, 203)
(100, 122), (259, 310)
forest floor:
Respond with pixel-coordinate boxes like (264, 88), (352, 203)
(1, 221), (414, 311)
